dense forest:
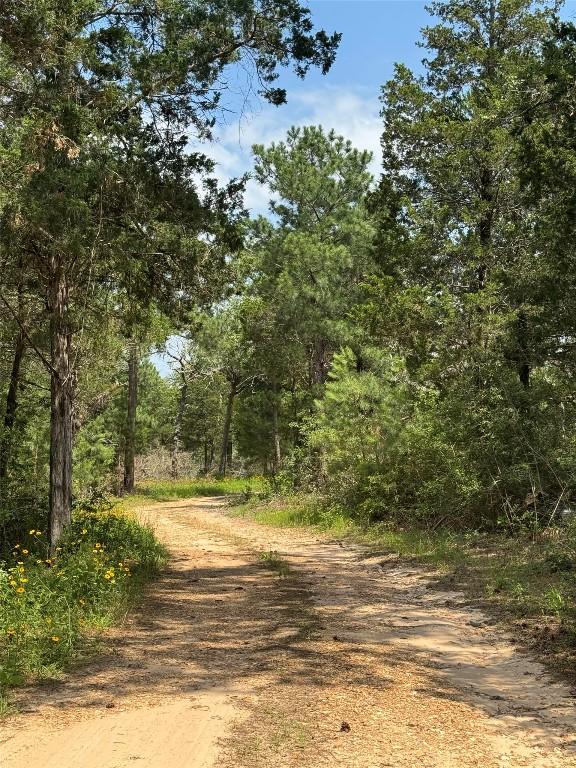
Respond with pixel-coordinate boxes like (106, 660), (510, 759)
(2, 0), (576, 552)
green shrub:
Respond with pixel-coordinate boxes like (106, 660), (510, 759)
(297, 344), (576, 530)
(0, 504), (166, 696)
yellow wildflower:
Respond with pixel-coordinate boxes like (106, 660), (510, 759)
(16, 587), (25, 593)
(21, 549), (29, 555)
(51, 636), (60, 642)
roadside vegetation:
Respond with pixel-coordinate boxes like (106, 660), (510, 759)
(123, 477), (266, 508)
(0, 504), (167, 713)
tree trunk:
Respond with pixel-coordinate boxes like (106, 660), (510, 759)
(115, 448), (123, 496)
(271, 384), (281, 474)
(311, 338), (329, 386)
(0, 330), (26, 483)
(218, 384), (236, 476)
(472, 162), (494, 390)
(49, 269), (74, 552)
(123, 342), (138, 493)
(517, 310), (530, 389)
(171, 378), (187, 479)
(202, 436), (215, 474)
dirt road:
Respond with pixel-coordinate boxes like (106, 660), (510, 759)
(2, 498), (576, 767)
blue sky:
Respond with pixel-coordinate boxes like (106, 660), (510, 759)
(206, 0), (576, 214)
(289, 0), (430, 89)
(208, 1), (432, 212)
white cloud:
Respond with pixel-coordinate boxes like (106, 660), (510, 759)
(203, 85), (382, 215)
(288, 87), (382, 169)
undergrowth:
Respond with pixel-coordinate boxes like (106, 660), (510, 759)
(0, 504), (167, 710)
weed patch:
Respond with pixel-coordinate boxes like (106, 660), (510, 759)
(0, 505), (167, 703)
(259, 550), (291, 577)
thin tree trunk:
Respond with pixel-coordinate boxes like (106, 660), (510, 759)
(218, 384), (236, 476)
(123, 342), (138, 493)
(518, 310), (530, 389)
(49, 268), (73, 552)
(115, 448), (123, 496)
(0, 330), (26, 483)
(271, 383), (281, 474)
(171, 378), (187, 479)
(203, 436), (214, 474)
(472, 164), (494, 390)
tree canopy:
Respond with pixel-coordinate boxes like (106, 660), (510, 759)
(2, 0), (576, 549)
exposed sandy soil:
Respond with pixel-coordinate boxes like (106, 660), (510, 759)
(2, 497), (576, 768)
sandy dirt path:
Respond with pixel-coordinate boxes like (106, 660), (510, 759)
(2, 497), (576, 768)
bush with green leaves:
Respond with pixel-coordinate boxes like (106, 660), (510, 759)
(299, 341), (576, 529)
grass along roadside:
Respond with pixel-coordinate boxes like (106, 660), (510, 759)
(119, 477), (266, 509)
(233, 495), (576, 682)
(0, 505), (167, 714)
